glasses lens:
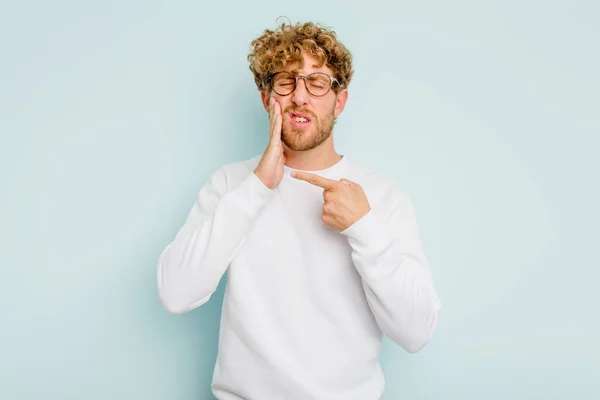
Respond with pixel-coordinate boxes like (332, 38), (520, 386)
(306, 73), (331, 96)
(272, 72), (295, 95)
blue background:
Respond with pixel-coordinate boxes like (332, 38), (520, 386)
(1, 1), (598, 398)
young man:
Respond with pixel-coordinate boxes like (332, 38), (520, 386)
(157, 21), (441, 400)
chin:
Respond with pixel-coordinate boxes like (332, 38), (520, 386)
(282, 129), (330, 152)
(282, 128), (308, 146)
(282, 137), (311, 152)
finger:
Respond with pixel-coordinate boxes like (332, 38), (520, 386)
(269, 99), (281, 144)
(275, 113), (282, 140)
(322, 202), (335, 215)
(269, 98), (278, 122)
(272, 103), (282, 142)
(323, 190), (336, 203)
(292, 171), (337, 190)
(271, 99), (280, 126)
(268, 98), (274, 129)
(339, 178), (355, 186)
(321, 213), (337, 228)
(274, 100), (281, 121)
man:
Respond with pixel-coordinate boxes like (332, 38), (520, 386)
(157, 21), (441, 400)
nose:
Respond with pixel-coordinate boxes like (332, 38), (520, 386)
(291, 77), (309, 106)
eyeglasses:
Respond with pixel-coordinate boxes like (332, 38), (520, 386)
(267, 71), (339, 97)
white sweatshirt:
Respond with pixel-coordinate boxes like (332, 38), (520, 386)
(157, 154), (441, 400)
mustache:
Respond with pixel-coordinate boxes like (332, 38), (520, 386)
(283, 106), (317, 119)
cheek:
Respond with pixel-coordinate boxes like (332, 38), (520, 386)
(315, 99), (336, 119)
(276, 96), (290, 109)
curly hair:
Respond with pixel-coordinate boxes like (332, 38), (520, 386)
(248, 21), (354, 94)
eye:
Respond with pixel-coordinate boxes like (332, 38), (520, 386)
(307, 76), (329, 88)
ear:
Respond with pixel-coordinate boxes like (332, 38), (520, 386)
(260, 91), (271, 112)
(334, 89), (348, 117)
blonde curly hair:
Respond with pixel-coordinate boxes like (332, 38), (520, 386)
(248, 21), (354, 94)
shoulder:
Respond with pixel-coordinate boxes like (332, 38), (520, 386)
(342, 158), (411, 212)
(209, 153), (262, 192)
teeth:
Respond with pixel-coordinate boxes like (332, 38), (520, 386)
(294, 117), (308, 122)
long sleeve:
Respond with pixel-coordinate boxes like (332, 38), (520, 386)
(341, 189), (441, 353)
(157, 168), (274, 315)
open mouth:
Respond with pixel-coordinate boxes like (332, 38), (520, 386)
(290, 112), (312, 124)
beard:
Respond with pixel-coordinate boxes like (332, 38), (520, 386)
(281, 105), (336, 151)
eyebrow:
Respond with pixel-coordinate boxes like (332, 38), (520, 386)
(288, 64), (323, 75)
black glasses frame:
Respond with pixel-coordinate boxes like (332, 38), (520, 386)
(267, 72), (340, 97)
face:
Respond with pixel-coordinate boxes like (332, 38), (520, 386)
(261, 52), (348, 152)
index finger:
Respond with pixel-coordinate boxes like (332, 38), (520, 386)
(291, 171), (337, 190)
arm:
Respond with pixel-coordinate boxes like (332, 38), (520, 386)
(341, 190), (441, 353)
(157, 168), (274, 314)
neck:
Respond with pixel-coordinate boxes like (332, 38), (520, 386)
(283, 137), (342, 172)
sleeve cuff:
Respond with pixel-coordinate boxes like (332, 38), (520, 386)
(341, 207), (393, 256)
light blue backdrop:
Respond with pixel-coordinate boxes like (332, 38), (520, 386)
(1, 0), (598, 399)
